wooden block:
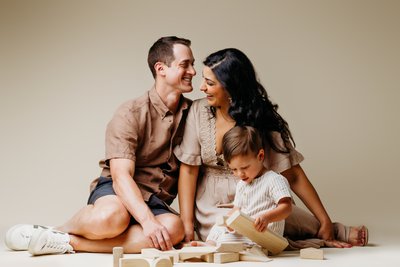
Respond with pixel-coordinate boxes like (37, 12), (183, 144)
(300, 247), (324, 260)
(141, 248), (161, 259)
(141, 248), (179, 263)
(213, 252), (240, 263)
(120, 258), (151, 267)
(160, 251), (179, 264)
(151, 256), (173, 267)
(200, 253), (214, 263)
(179, 246), (217, 253)
(180, 252), (215, 261)
(182, 257), (205, 262)
(179, 246), (217, 261)
(239, 251), (271, 262)
(226, 210), (288, 255)
(216, 242), (245, 252)
(113, 247), (124, 267)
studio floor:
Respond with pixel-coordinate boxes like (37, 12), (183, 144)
(1, 229), (398, 267)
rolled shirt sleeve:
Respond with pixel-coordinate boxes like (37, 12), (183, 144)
(173, 99), (203, 166)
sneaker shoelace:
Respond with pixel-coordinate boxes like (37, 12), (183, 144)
(43, 231), (73, 253)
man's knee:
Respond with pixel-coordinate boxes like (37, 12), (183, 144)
(158, 214), (185, 244)
(99, 205), (130, 227)
(92, 197), (131, 238)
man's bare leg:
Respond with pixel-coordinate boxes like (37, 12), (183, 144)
(68, 213), (185, 253)
(57, 195), (131, 240)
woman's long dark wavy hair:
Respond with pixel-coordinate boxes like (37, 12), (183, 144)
(203, 48), (295, 153)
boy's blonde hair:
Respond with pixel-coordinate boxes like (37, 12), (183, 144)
(222, 126), (263, 163)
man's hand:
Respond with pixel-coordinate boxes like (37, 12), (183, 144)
(142, 218), (173, 251)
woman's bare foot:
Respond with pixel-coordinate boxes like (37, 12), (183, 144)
(348, 226), (368, 246)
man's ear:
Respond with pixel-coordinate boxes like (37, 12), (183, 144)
(154, 62), (166, 77)
(258, 149), (265, 161)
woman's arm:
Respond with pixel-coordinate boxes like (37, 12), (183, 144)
(178, 162), (200, 242)
(281, 164), (334, 240)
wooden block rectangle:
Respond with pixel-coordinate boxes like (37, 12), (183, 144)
(160, 251), (179, 263)
(152, 256), (173, 267)
(200, 253), (214, 263)
(226, 210), (288, 255)
(141, 248), (161, 259)
(120, 258), (151, 267)
(141, 248), (179, 263)
(113, 247), (124, 267)
(179, 246), (217, 261)
(300, 247), (324, 260)
(239, 251), (271, 262)
(213, 252), (240, 263)
(216, 242), (245, 252)
(179, 246), (217, 253)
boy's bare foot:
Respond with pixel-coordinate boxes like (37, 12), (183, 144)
(189, 241), (202, 246)
(348, 226), (368, 246)
(183, 240), (215, 247)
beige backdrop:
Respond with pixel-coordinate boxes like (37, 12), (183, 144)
(1, 0), (399, 243)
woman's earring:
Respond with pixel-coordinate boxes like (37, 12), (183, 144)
(228, 97), (232, 104)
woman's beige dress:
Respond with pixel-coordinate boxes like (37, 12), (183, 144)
(174, 98), (304, 241)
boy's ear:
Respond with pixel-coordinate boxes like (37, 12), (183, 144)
(258, 149), (265, 161)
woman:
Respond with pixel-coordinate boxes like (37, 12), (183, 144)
(174, 48), (368, 248)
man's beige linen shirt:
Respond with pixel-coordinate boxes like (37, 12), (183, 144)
(93, 87), (191, 204)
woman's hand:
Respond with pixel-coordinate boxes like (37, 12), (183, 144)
(324, 239), (352, 248)
(317, 221), (352, 248)
(317, 221), (334, 240)
(183, 221), (195, 242)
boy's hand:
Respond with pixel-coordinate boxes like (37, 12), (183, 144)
(226, 226), (234, 232)
(254, 214), (270, 232)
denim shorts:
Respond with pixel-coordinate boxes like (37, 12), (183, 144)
(87, 176), (173, 225)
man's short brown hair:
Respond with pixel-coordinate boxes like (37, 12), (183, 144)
(222, 126), (263, 163)
(147, 36), (191, 78)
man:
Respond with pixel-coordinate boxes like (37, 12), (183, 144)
(5, 36), (196, 255)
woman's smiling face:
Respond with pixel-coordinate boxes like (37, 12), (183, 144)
(200, 66), (230, 108)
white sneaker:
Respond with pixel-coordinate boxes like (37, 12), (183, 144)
(5, 224), (50, 251)
(28, 228), (74, 256)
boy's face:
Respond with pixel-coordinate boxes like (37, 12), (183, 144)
(227, 150), (265, 184)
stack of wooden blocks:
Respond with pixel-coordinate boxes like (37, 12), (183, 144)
(113, 242), (272, 267)
(112, 210), (324, 266)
